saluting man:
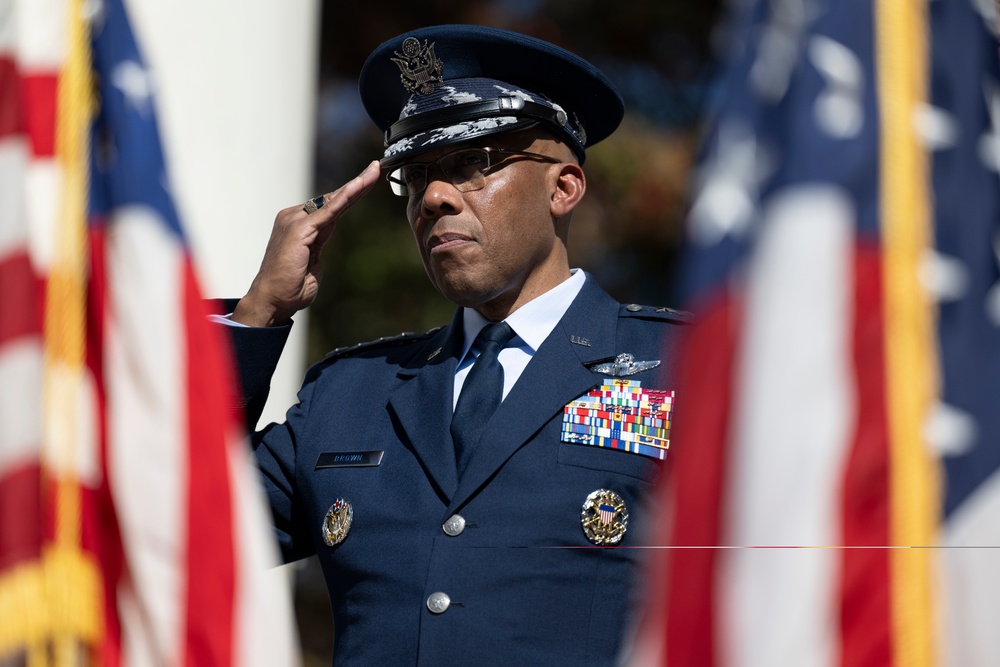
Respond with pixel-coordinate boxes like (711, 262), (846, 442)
(224, 24), (688, 666)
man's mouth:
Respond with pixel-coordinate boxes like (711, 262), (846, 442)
(428, 232), (474, 252)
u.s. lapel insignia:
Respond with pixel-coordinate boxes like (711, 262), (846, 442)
(322, 498), (354, 547)
(581, 489), (628, 545)
(589, 353), (660, 377)
(391, 38), (444, 94)
(562, 379), (674, 460)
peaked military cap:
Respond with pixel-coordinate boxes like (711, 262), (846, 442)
(360, 24), (625, 165)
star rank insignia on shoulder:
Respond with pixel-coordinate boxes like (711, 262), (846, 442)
(324, 326), (443, 361)
(619, 303), (693, 323)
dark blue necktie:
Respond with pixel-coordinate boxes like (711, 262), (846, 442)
(451, 321), (516, 475)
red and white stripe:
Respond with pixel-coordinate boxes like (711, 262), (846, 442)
(1, 0), (298, 662)
(632, 92), (1000, 667)
(625, 185), (897, 667)
(718, 187), (857, 667)
(0, 0), (61, 583)
(93, 210), (297, 666)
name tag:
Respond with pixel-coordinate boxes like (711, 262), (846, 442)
(315, 450), (384, 469)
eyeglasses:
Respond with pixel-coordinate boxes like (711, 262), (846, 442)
(385, 146), (562, 197)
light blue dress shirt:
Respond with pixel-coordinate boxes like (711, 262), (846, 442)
(453, 268), (585, 408)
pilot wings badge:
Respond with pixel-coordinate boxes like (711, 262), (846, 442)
(588, 353), (660, 377)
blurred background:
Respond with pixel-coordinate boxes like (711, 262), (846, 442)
(297, 1), (722, 663)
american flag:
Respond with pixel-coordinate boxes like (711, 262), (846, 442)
(0, 0), (297, 664)
(630, 0), (1000, 665)
(600, 503), (616, 526)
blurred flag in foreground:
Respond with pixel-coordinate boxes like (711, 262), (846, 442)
(0, 0), (298, 664)
(631, 0), (1000, 665)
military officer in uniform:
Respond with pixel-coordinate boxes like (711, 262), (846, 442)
(225, 24), (688, 666)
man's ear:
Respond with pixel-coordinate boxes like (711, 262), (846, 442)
(550, 163), (586, 217)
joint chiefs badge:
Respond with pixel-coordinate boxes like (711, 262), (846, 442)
(322, 498), (354, 547)
(581, 489), (628, 545)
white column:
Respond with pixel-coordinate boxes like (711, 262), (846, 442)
(128, 0), (320, 427)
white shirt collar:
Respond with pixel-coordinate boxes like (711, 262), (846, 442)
(458, 269), (586, 364)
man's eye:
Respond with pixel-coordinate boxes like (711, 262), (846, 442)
(400, 165), (426, 183)
(455, 151), (488, 168)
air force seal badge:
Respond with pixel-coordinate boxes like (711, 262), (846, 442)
(581, 489), (628, 545)
(322, 498), (354, 547)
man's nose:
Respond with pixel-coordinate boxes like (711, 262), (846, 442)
(419, 165), (463, 215)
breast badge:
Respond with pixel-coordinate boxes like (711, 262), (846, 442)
(581, 489), (628, 545)
(589, 353), (660, 377)
(322, 498), (354, 547)
(562, 379), (674, 460)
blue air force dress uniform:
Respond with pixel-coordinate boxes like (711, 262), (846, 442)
(230, 25), (689, 666)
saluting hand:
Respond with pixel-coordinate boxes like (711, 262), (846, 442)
(233, 160), (382, 327)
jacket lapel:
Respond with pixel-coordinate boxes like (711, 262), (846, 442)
(445, 277), (621, 516)
(387, 312), (462, 501)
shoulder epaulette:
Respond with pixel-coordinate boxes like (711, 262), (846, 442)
(324, 326), (443, 360)
(618, 303), (693, 323)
